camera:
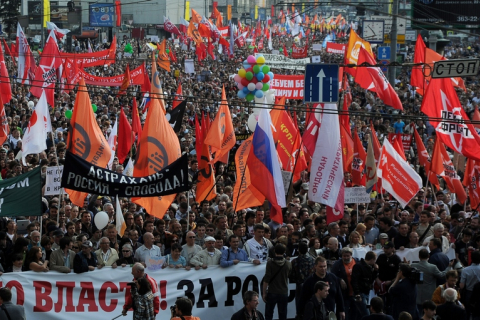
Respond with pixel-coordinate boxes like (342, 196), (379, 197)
(407, 267), (424, 284)
(170, 304), (176, 312)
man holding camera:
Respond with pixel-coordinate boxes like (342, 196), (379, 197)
(123, 263), (160, 318)
(171, 297), (200, 320)
(388, 263), (420, 320)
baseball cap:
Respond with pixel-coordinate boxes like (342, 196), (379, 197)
(301, 183), (309, 190)
(379, 233), (388, 240)
(53, 230), (64, 237)
(82, 241), (93, 248)
(383, 241), (394, 249)
(205, 236), (216, 242)
(437, 201), (444, 206)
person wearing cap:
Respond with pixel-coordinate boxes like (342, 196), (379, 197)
(73, 241), (98, 273)
(376, 233), (389, 250)
(190, 236), (222, 269)
(296, 183), (309, 204)
(375, 241), (401, 296)
(331, 247), (358, 320)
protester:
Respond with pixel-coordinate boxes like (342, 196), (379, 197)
(231, 291), (265, 320)
(0, 287), (26, 320)
(123, 263), (160, 317)
(303, 281), (330, 320)
(49, 236), (75, 273)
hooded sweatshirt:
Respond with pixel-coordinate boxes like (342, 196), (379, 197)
(264, 256), (292, 295)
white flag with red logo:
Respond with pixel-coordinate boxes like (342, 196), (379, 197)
(107, 117), (118, 169)
(421, 77), (480, 161)
(30, 30), (62, 106)
(21, 91), (52, 165)
(308, 103), (344, 212)
(46, 21), (70, 39)
(377, 139), (422, 208)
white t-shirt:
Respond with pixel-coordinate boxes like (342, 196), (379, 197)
(246, 238), (269, 262)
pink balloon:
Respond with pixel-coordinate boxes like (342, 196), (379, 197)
(247, 55), (256, 64)
(237, 83), (244, 89)
(255, 82), (263, 90)
(234, 75), (241, 83)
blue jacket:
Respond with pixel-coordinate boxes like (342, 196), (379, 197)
(220, 247), (249, 267)
(73, 251), (98, 273)
(428, 248), (449, 285)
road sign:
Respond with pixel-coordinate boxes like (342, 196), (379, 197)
(378, 47), (391, 60)
(304, 64), (339, 103)
(432, 59), (480, 78)
(380, 60), (389, 73)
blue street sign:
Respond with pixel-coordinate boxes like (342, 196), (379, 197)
(304, 64), (339, 103)
(378, 46), (391, 60)
(380, 60), (389, 73)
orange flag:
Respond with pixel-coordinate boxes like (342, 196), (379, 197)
(188, 19), (203, 45)
(204, 86), (236, 164)
(156, 39), (170, 72)
(352, 129), (366, 186)
(117, 64), (131, 96)
(195, 142), (217, 202)
(340, 123), (354, 173)
(430, 138), (445, 176)
(132, 91), (181, 219)
(67, 78), (112, 206)
(214, 7), (223, 27)
(150, 54), (166, 113)
(437, 140), (467, 204)
(344, 30), (373, 76)
(271, 108), (297, 171)
(232, 136), (265, 211)
(191, 9), (202, 24)
(172, 83), (182, 109)
(414, 127), (440, 190)
(463, 158), (480, 209)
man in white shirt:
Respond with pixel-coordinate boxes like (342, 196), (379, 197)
(181, 231), (202, 265)
(95, 237), (119, 268)
(134, 232), (162, 266)
(245, 224), (273, 264)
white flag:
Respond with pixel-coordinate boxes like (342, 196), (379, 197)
(308, 103), (345, 211)
(115, 195), (126, 237)
(107, 118), (118, 169)
(123, 158), (134, 176)
(21, 91), (52, 165)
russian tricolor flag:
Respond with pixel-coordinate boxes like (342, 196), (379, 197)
(247, 108), (286, 223)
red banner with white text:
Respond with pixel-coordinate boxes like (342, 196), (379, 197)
(326, 42), (346, 55)
(270, 75), (304, 99)
(291, 43), (308, 59)
(79, 64), (146, 87)
(388, 133), (413, 151)
(59, 46), (116, 67)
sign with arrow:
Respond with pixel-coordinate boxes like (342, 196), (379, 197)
(304, 64), (339, 103)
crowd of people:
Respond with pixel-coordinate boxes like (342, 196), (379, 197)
(1, 25), (480, 320)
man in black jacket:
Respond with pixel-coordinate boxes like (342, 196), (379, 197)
(0, 287), (26, 320)
(231, 291), (265, 320)
(303, 281), (330, 320)
(301, 256), (345, 320)
(351, 251), (378, 318)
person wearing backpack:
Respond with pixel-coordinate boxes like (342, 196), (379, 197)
(291, 241), (315, 319)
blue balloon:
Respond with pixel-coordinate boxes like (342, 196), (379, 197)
(243, 61), (250, 69)
(256, 72), (264, 81)
(255, 90), (264, 98)
(267, 72), (274, 79)
(238, 91), (246, 98)
(256, 53), (264, 57)
(243, 87), (249, 94)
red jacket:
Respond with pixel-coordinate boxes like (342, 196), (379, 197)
(123, 273), (160, 314)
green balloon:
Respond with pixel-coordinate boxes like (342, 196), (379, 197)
(166, 49), (170, 53)
(253, 65), (260, 74)
(245, 72), (253, 81)
(246, 93), (254, 102)
(262, 83), (269, 91)
(65, 110), (73, 119)
(262, 65), (270, 74)
(279, 47), (283, 52)
(92, 104), (97, 112)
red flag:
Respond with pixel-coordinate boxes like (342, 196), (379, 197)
(207, 38), (216, 60)
(414, 127), (429, 167)
(195, 113), (203, 164)
(117, 108), (133, 163)
(340, 123), (354, 174)
(463, 159), (480, 209)
(172, 84), (182, 109)
(163, 17), (182, 36)
(117, 64), (131, 96)
(131, 98), (142, 144)
(430, 138), (445, 176)
(355, 47), (403, 110)
(141, 64), (150, 97)
(421, 77), (480, 161)
(390, 133), (406, 161)
(326, 206), (344, 224)
(378, 139), (422, 208)
(168, 47), (177, 63)
(283, 44), (288, 57)
(196, 141), (217, 202)
(411, 34), (427, 89)
(340, 73), (352, 136)
(0, 94), (8, 145)
(30, 31), (62, 106)
(0, 40), (12, 103)
(436, 140), (467, 204)
(302, 103), (321, 156)
(352, 129), (366, 186)
(473, 106), (480, 133)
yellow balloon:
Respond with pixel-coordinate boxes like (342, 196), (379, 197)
(238, 69), (246, 78)
(256, 56), (265, 65)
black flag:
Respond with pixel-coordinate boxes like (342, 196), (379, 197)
(167, 100), (187, 133)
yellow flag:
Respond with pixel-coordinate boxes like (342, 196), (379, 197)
(185, 1), (190, 20)
(43, 0), (51, 27)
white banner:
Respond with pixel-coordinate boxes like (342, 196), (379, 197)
(353, 246), (427, 263)
(0, 264), (297, 320)
(344, 187), (371, 204)
(255, 53), (310, 70)
(184, 59), (195, 74)
(45, 165), (64, 196)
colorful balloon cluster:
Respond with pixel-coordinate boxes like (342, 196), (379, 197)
(233, 55), (274, 102)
